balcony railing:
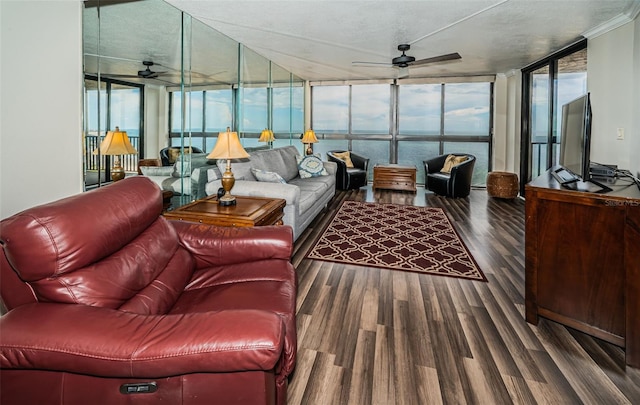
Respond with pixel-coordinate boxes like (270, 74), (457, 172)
(85, 135), (140, 173)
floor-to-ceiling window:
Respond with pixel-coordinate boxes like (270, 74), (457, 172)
(521, 39), (587, 189)
(169, 84), (303, 152)
(83, 76), (143, 187)
(311, 80), (493, 185)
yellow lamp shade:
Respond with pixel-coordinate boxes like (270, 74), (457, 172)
(301, 129), (318, 144)
(258, 128), (275, 143)
(94, 126), (137, 156)
(207, 127), (249, 160)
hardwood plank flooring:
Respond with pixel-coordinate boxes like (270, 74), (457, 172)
(287, 185), (640, 404)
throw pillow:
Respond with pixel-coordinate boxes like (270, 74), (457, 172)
(296, 155), (329, 178)
(140, 166), (174, 177)
(440, 155), (468, 174)
(167, 147), (192, 164)
(251, 168), (287, 184)
(332, 151), (355, 168)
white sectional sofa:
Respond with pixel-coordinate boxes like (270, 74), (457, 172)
(205, 146), (337, 241)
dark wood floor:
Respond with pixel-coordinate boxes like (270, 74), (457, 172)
(287, 185), (640, 404)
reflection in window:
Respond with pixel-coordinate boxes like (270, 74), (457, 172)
(83, 77), (142, 187)
(398, 84), (441, 135)
(444, 83), (490, 135)
(312, 86), (349, 133)
(351, 84), (390, 134)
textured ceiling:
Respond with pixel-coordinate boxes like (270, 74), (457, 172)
(85, 0), (640, 84)
(167, 0), (640, 81)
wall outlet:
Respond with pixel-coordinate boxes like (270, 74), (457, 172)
(616, 127), (625, 140)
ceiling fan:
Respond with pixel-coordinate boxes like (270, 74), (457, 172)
(353, 44), (461, 69)
(100, 60), (171, 81)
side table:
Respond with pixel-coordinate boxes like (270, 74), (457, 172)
(163, 195), (286, 227)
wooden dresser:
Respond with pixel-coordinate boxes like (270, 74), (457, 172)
(525, 168), (640, 368)
(373, 164), (417, 192)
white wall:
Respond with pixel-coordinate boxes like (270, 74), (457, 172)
(144, 85), (170, 157)
(493, 70), (521, 175)
(588, 19), (638, 172)
(0, 1), (83, 219)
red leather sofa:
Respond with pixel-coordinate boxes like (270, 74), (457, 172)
(0, 177), (297, 405)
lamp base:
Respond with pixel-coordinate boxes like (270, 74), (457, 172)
(111, 165), (125, 181)
(218, 161), (237, 206)
(305, 144), (314, 155)
(218, 194), (237, 206)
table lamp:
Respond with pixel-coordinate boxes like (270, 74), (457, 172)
(259, 128), (275, 148)
(301, 129), (318, 155)
(94, 126), (137, 181)
(207, 127), (249, 206)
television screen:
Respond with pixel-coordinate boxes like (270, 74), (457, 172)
(559, 93), (591, 181)
(554, 93), (612, 193)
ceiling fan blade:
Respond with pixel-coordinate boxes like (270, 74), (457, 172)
(352, 61), (394, 68)
(99, 73), (140, 78)
(410, 52), (461, 67)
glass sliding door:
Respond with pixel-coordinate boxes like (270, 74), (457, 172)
(521, 39), (587, 189)
(529, 65), (551, 179)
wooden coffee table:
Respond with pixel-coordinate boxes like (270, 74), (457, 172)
(373, 164), (417, 192)
(163, 195), (286, 227)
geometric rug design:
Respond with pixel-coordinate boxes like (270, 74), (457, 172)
(306, 201), (487, 281)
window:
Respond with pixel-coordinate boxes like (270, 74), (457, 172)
(444, 83), (491, 136)
(312, 81), (493, 185)
(398, 84), (441, 135)
(522, 39), (587, 187)
(312, 86), (349, 133)
(170, 84), (303, 152)
(83, 76), (143, 187)
(351, 84), (390, 134)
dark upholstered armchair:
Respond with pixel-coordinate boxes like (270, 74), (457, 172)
(0, 177), (296, 405)
(160, 146), (204, 166)
(327, 150), (369, 190)
(424, 154), (476, 198)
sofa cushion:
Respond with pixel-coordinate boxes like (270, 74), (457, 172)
(167, 146), (193, 164)
(251, 168), (287, 184)
(441, 154), (468, 173)
(296, 155), (329, 178)
(249, 147), (300, 182)
(332, 151), (354, 168)
(140, 166), (174, 176)
(217, 159), (255, 181)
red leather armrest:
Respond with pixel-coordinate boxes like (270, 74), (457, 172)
(0, 303), (285, 378)
(170, 221), (293, 269)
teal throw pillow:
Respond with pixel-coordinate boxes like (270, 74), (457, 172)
(251, 168), (287, 184)
(296, 155), (329, 179)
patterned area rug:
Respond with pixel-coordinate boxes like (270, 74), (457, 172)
(307, 201), (486, 281)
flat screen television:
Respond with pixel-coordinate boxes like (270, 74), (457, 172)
(552, 93), (611, 193)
